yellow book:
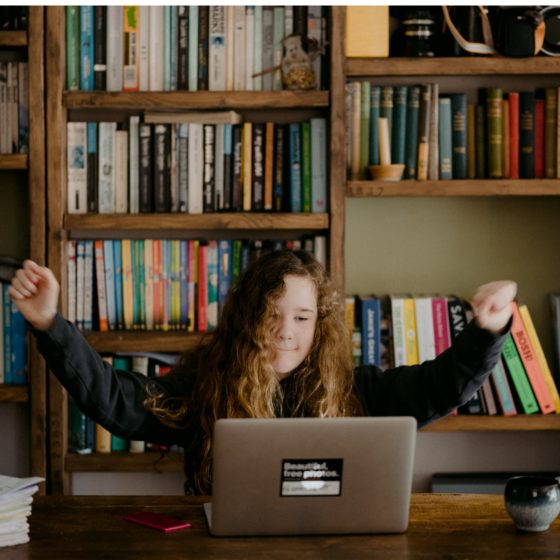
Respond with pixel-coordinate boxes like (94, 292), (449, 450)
(519, 304), (560, 413)
(171, 239), (181, 329)
(242, 122), (253, 211)
(403, 298), (419, 366)
(121, 239), (133, 330)
(345, 6), (389, 58)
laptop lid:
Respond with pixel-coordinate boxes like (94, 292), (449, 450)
(205, 416), (417, 536)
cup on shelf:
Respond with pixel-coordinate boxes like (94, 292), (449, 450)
(368, 164), (405, 181)
(504, 475), (560, 532)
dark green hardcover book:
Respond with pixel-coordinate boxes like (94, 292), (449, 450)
(519, 91), (535, 179)
(66, 6), (80, 91)
(475, 104), (486, 179)
(486, 87), (503, 178)
(450, 93), (468, 179)
(438, 97), (453, 180)
(392, 86), (408, 164)
(369, 86), (381, 165)
(404, 86), (420, 179)
(544, 87), (557, 179)
(301, 121), (312, 212)
(360, 81), (371, 178)
(380, 86), (394, 150)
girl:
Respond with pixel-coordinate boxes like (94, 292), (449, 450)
(10, 250), (515, 495)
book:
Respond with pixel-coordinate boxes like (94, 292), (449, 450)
(300, 121), (311, 213)
(252, 122), (265, 211)
(149, 6), (164, 91)
(490, 358), (517, 416)
(467, 103), (476, 179)
(428, 82), (439, 180)
(263, 122), (274, 211)
(345, 6), (389, 57)
(417, 84), (431, 181)
(510, 303), (555, 415)
(475, 104), (486, 178)
(519, 91), (535, 179)
(432, 297), (451, 356)
(288, 123), (302, 212)
(534, 94), (545, 179)
(438, 97), (453, 180)
(79, 6), (94, 91)
(65, 7), (79, 91)
(93, 6), (107, 90)
(310, 118), (327, 213)
(98, 122), (117, 213)
(508, 92), (519, 179)
(404, 86), (420, 179)
(106, 6), (123, 92)
(544, 87), (557, 179)
(392, 86), (407, 165)
(359, 81), (371, 177)
(123, 6), (139, 92)
(390, 296), (406, 367)
(450, 93), (468, 179)
(66, 122), (88, 214)
(414, 297), (436, 363)
(202, 124), (215, 212)
(86, 122), (98, 212)
(486, 87), (503, 178)
(369, 86), (381, 167)
(357, 296), (381, 367)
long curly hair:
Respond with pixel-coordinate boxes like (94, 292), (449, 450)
(144, 249), (357, 494)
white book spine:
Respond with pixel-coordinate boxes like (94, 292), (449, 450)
(414, 297), (436, 363)
(144, 239), (154, 330)
(98, 122), (117, 213)
(244, 7), (254, 91)
(311, 118), (328, 213)
(209, 6), (226, 91)
(313, 235), (327, 268)
(188, 6), (199, 91)
(138, 6), (150, 91)
(67, 241), (77, 324)
(114, 130), (128, 213)
(123, 6), (139, 91)
(233, 6), (246, 91)
(253, 6), (263, 91)
(225, 7), (235, 91)
(391, 297), (407, 367)
(214, 124), (225, 210)
(149, 6), (164, 91)
(106, 6), (123, 91)
(83, 241), (94, 331)
(128, 116), (140, 213)
(187, 123), (203, 213)
(66, 122), (88, 214)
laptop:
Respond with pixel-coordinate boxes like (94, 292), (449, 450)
(203, 416), (417, 536)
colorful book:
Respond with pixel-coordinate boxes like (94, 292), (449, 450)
(438, 97), (453, 180)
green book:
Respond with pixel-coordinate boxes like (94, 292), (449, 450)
(380, 86), (394, 150)
(66, 6), (80, 91)
(359, 81), (371, 178)
(486, 87), (503, 178)
(475, 104), (486, 179)
(369, 86), (381, 165)
(301, 121), (312, 212)
(110, 357), (132, 451)
(501, 335), (539, 415)
(404, 86), (420, 179)
(391, 85), (407, 164)
(450, 93), (468, 179)
(438, 97), (453, 180)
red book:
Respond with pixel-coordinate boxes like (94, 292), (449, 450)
(197, 243), (208, 332)
(511, 303), (555, 414)
(508, 92), (519, 179)
(534, 97), (545, 178)
(431, 297), (451, 356)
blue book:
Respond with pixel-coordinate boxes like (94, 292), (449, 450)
(491, 358), (517, 416)
(288, 123), (302, 212)
(218, 240), (232, 318)
(169, 6), (178, 91)
(79, 6), (95, 91)
(10, 298), (26, 384)
(180, 240), (189, 330)
(207, 241), (219, 331)
(369, 86), (381, 165)
(391, 86), (408, 164)
(404, 86), (420, 179)
(103, 240), (116, 330)
(357, 296), (381, 367)
(163, 6), (171, 91)
(113, 240), (124, 330)
(438, 97), (453, 180)
(310, 118), (328, 213)
(3, 284), (12, 384)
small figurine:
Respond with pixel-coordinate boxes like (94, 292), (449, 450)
(281, 34), (322, 91)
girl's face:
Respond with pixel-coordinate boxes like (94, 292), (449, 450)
(270, 275), (318, 379)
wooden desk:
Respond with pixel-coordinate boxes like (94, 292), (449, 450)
(2, 494), (559, 559)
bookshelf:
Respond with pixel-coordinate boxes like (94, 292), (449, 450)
(45, 6), (344, 493)
(339, 9), (560, 432)
(0, 7), (47, 487)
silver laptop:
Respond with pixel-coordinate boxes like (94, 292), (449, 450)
(203, 416), (417, 536)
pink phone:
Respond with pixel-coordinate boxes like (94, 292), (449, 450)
(123, 511), (192, 532)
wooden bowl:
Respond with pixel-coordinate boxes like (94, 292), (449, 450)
(368, 164), (405, 181)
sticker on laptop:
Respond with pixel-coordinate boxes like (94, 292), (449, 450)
(280, 459), (343, 497)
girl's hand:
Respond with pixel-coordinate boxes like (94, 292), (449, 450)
(471, 280), (517, 334)
(8, 260), (60, 331)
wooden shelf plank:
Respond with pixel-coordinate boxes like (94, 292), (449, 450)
(346, 180), (560, 197)
(347, 57), (560, 77)
(0, 385), (29, 402)
(0, 154), (28, 170)
(66, 452), (183, 473)
(0, 31), (27, 47)
(84, 331), (201, 353)
(63, 90), (329, 109)
(65, 212), (329, 232)
(422, 415), (560, 432)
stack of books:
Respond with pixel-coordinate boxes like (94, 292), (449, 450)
(0, 475), (44, 547)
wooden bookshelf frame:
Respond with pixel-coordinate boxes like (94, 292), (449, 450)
(0, 154), (28, 170)
(0, 385), (29, 402)
(0, 30), (27, 47)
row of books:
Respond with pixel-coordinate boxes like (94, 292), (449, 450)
(0, 283), (26, 385)
(68, 354), (182, 454)
(0, 7), (27, 31)
(68, 236), (327, 333)
(67, 113), (328, 215)
(66, 6), (328, 93)
(346, 294), (560, 416)
(347, 82), (560, 181)
(0, 62), (28, 155)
